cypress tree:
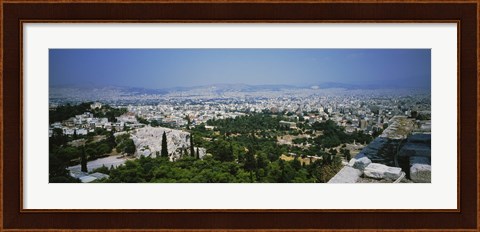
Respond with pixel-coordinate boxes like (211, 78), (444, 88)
(80, 146), (88, 172)
(292, 156), (302, 171)
(244, 148), (257, 182)
(229, 144), (235, 161)
(196, 147), (200, 159)
(161, 131), (168, 158)
(186, 116), (191, 130)
(189, 134), (195, 157)
(107, 130), (116, 149)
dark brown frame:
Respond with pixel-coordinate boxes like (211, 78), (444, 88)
(1, 1), (478, 231)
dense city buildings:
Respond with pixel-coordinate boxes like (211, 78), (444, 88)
(49, 85), (431, 183)
(50, 86), (430, 136)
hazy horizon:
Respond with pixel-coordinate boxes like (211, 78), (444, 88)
(50, 49), (431, 89)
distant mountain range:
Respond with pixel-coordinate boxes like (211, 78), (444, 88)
(50, 82), (430, 97)
(167, 83), (302, 93)
(315, 82), (431, 90)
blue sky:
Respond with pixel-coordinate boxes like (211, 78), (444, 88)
(49, 49), (431, 89)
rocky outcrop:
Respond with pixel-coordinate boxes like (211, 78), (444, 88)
(409, 156), (431, 183)
(329, 158), (405, 183)
(131, 126), (190, 161)
(380, 116), (416, 140)
(398, 134), (431, 158)
(348, 153), (372, 171)
(328, 166), (363, 183)
(361, 116), (416, 166)
(327, 117), (431, 183)
(360, 137), (403, 167)
(398, 134), (431, 183)
(364, 163), (403, 180)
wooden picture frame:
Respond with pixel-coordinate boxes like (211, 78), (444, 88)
(1, 0), (478, 231)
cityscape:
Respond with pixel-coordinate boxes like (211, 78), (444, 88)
(49, 49), (431, 183)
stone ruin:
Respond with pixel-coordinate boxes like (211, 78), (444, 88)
(329, 154), (405, 183)
(329, 116), (431, 183)
(397, 134), (431, 183)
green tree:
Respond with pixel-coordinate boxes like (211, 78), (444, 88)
(256, 152), (269, 170)
(372, 127), (384, 138)
(161, 131), (168, 158)
(50, 128), (67, 147)
(97, 143), (111, 156)
(150, 120), (160, 127)
(210, 139), (234, 162)
(278, 159), (295, 183)
(244, 148), (257, 182)
(92, 165), (110, 175)
(291, 156), (302, 171)
(190, 134), (195, 157)
(49, 150), (80, 183)
(80, 146), (88, 172)
(123, 139), (136, 155)
(342, 149), (351, 161)
(106, 131), (116, 149)
(136, 116), (149, 125)
(186, 115), (191, 130)
(410, 110), (418, 118)
(330, 149), (337, 156)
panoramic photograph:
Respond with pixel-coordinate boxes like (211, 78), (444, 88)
(49, 49), (431, 183)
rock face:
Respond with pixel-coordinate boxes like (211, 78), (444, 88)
(130, 126), (208, 161)
(328, 166), (363, 183)
(359, 116), (416, 166)
(380, 116), (416, 140)
(399, 143), (430, 157)
(364, 163), (403, 180)
(360, 137), (403, 167)
(196, 147), (208, 159)
(398, 134), (431, 158)
(131, 126), (190, 161)
(349, 153), (372, 171)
